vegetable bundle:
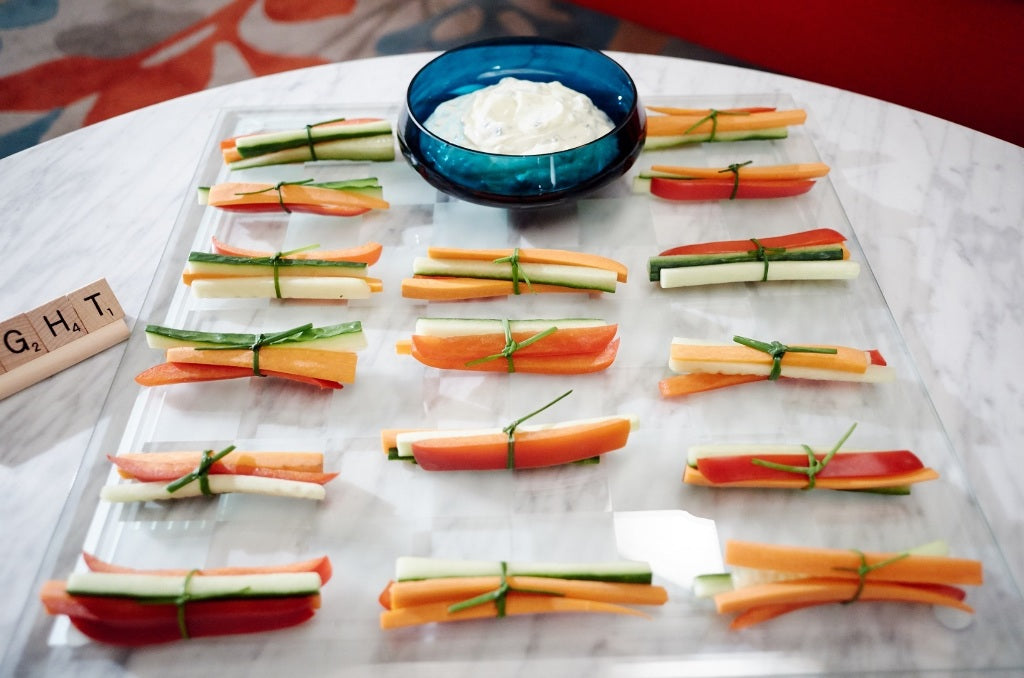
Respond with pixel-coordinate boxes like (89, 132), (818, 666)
(102, 446), (337, 502)
(635, 162), (828, 201)
(182, 244), (383, 300)
(378, 557), (667, 629)
(382, 390), (636, 470)
(684, 424), (938, 493)
(198, 177), (388, 217)
(644, 106), (806, 149)
(696, 540), (982, 630)
(135, 321), (365, 389)
(402, 247), (628, 301)
(220, 117), (395, 169)
(660, 335), (893, 397)
(40, 553), (331, 645)
(649, 228), (859, 288)
(396, 317), (620, 374)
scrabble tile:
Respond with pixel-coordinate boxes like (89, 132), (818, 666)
(69, 279), (125, 332)
(27, 296), (86, 351)
(0, 314), (48, 370)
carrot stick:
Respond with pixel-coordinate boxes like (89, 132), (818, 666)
(649, 163), (829, 181)
(714, 577), (974, 616)
(111, 450), (325, 477)
(380, 591), (650, 629)
(425, 247), (629, 283)
(646, 106), (776, 116)
(401, 277), (592, 301)
(405, 338), (619, 374)
(659, 373), (767, 397)
(81, 553), (333, 585)
(682, 465), (940, 490)
(723, 541), (983, 586)
(646, 109), (807, 137)
(211, 237), (383, 265)
(163, 346), (357, 384)
(670, 342), (868, 374)
(411, 326), (618, 360)
(134, 362), (342, 389)
(385, 576), (667, 609)
(410, 417), (633, 470)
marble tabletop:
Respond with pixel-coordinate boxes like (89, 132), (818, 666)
(1, 52), (1022, 677)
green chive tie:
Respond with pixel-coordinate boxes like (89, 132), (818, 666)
(493, 248), (533, 295)
(501, 390), (573, 469)
(166, 445), (236, 496)
(236, 178), (314, 213)
(750, 423), (857, 490)
(732, 335), (838, 380)
(835, 549), (910, 604)
(718, 160), (753, 200)
(464, 319), (557, 373)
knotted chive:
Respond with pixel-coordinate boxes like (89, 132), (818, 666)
(835, 549), (911, 604)
(447, 561), (564, 616)
(464, 319), (557, 373)
(493, 248), (533, 295)
(718, 160), (753, 200)
(235, 178), (315, 213)
(682, 108), (751, 142)
(166, 445), (236, 495)
(732, 335), (838, 380)
(501, 389), (573, 469)
(197, 322), (313, 376)
(175, 569), (199, 639)
(750, 423), (857, 490)
(748, 237), (788, 281)
(269, 243), (320, 298)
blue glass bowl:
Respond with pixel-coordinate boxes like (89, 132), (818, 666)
(397, 38), (646, 209)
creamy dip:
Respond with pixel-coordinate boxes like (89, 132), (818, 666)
(424, 77), (614, 155)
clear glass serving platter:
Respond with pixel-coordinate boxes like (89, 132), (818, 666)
(7, 95), (1024, 677)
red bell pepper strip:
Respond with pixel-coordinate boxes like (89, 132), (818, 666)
(695, 450), (925, 484)
(134, 362), (343, 389)
(659, 228), (847, 257)
(41, 580), (321, 646)
(650, 177), (816, 201)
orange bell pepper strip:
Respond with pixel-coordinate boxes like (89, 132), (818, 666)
(408, 416), (634, 470)
(398, 338), (619, 374)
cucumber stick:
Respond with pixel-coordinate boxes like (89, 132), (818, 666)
(66, 571), (320, 599)
(414, 317), (607, 337)
(395, 557), (653, 584)
(229, 135), (395, 170)
(100, 475), (327, 502)
(235, 119), (393, 157)
(413, 257), (618, 293)
(648, 244), (845, 281)
(643, 127), (789, 150)
(145, 321), (366, 352)
(186, 252), (368, 278)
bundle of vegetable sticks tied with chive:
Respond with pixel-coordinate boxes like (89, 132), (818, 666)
(102, 445), (337, 503)
(661, 334), (893, 397)
(378, 557), (667, 629)
(382, 390), (637, 470)
(135, 321), (365, 389)
(41, 553), (332, 645)
(219, 117), (395, 169)
(695, 540), (982, 630)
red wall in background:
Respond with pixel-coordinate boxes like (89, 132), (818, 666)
(570, 0), (1023, 147)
